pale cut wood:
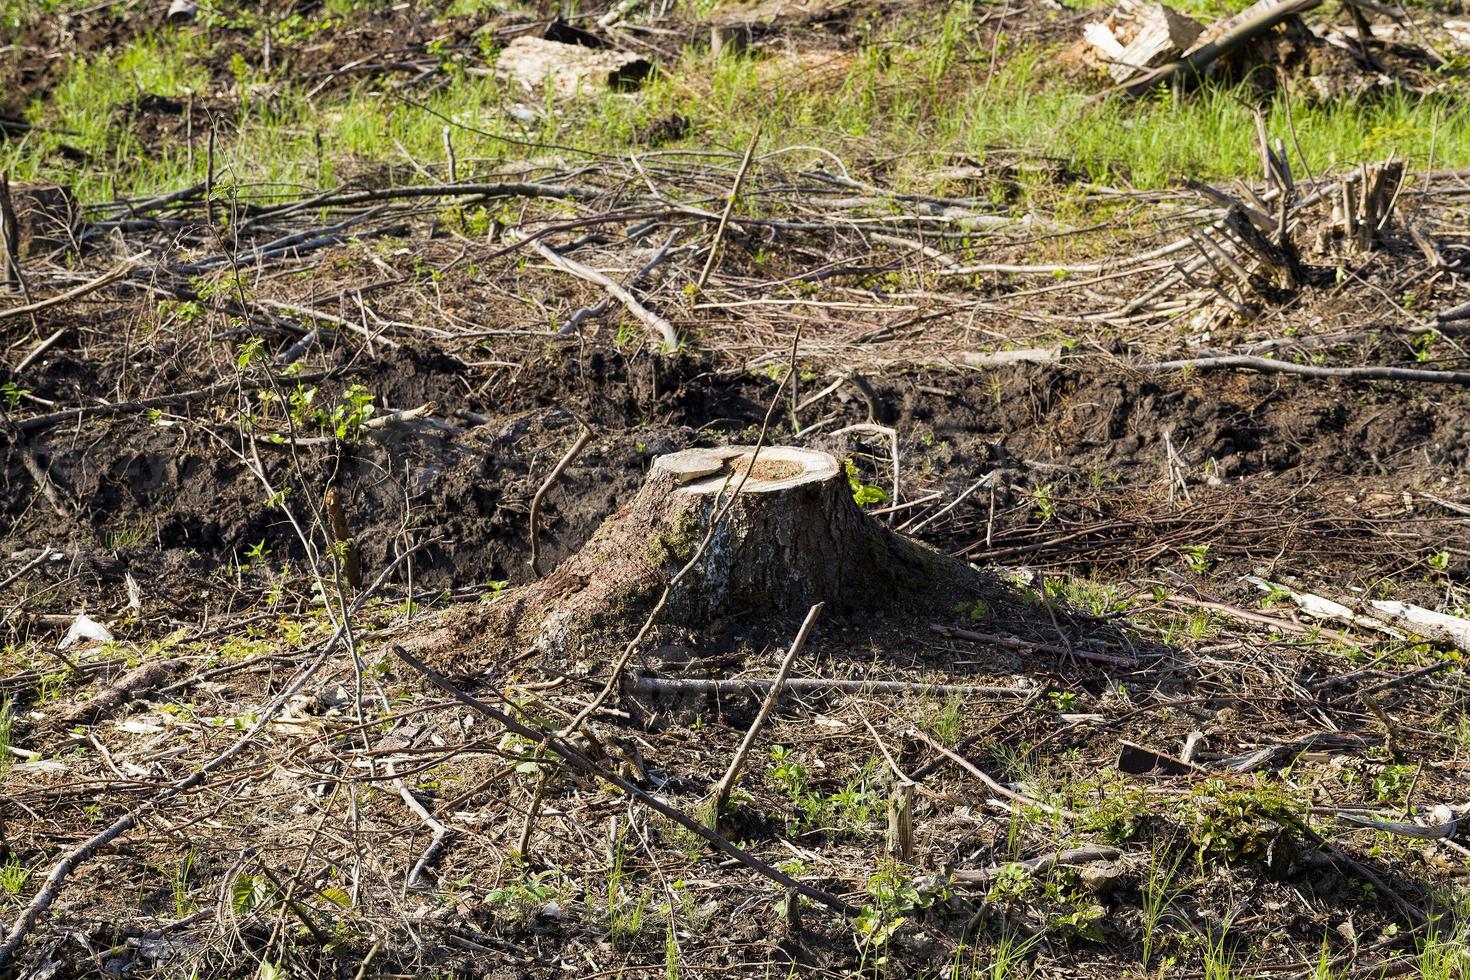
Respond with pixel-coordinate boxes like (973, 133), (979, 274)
(495, 36), (651, 98)
(1109, 3), (1204, 81)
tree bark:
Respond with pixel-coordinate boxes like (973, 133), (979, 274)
(404, 445), (969, 673)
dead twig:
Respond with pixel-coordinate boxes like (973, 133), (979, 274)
(910, 727), (1079, 820)
(629, 674), (1034, 699)
(931, 624), (1137, 666)
(390, 644), (856, 916)
(709, 602), (823, 818)
(386, 757), (457, 890)
(952, 845), (1122, 885)
(523, 234), (680, 352)
(1135, 354), (1470, 386)
(696, 122), (762, 292)
(0, 260), (138, 323)
(529, 414), (595, 578)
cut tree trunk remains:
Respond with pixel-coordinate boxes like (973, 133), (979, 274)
(1119, 0), (1324, 96)
(1085, 1), (1205, 83)
(401, 445), (975, 673)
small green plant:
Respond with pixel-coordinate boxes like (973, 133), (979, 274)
(0, 381), (27, 411)
(1370, 763), (1416, 805)
(171, 849), (195, 917)
(1183, 544), (1212, 574)
(767, 744), (809, 798)
(0, 858), (30, 899)
(607, 830), (648, 943)
(0, 698), (13, 782)
(1310, 933), (1339, 980)
(920, 693), (965, 747)
(663, 921), (680, 980)
(1031, 484), (1055, 523)
(1183, 779), (1301, 865)
(327, 383), (376, 440)
(854, 862), (935, 966)
(952, 598), (991, 622)
(235, 337), (265, 370)
(951, 922), (1042, 979)
(1429, 550), (1452, 573)
(486, 870), (563, 919)
(845, 458), (890, 507)
(1140, 844), (1189, 970)
(230, 871), (277, 915)
(241, 540), (271, 569)
(1417, 891), (1470, 980)
(1047, 690), (1080, 712)
(1200, 909), (1242, 980)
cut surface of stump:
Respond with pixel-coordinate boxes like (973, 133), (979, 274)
(406, 445), (978, 673)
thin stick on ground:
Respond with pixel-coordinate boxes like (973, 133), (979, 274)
(952, 845), (1123, 885)
(523, 235), (680, 352)
(386, 757), (456, 890)
(708, 602), (823, 821)
(629, 675), (1034, 699)
(0, 259), (137, 323)
(390, 644), (856, 917)
(696, 122), (762, 292)
(529, 413), (594, 578)
(910, 727), (1079, 821)
(1135, 354), (1470, 386)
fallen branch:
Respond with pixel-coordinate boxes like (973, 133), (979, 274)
(390, 644), (856, 916)
(696, 122), (761, 291)
(910, 727), (1078, 820)
(524, 235), (679, 352)
(563, 231), (682, 335)
(0, 260), (137, 323)
(0, 547), (54, 592)
(710, 602), (823, 817)
(11, 370), (337, 435)
(1363, 601), (1470, 653)
(951, 845), (1122, 885)
(1135, 354), (1470, 386)
(387, 757), (457, 889)
(248, 180), (601, 219)
(630, 674), (1035, 699)
(51, 660), (178, 730)
(931, 624), (1137, 666)
(13, 326), (68, 372)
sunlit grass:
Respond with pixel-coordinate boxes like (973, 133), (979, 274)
(2, 2), (1466, 206)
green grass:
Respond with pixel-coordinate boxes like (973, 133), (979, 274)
(0, 699), (12, 783)
(2, 3), (1466, 212)
(0, 857), (30, 901)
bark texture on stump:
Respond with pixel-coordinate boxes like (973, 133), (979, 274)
(530, 445), (948, 653)
(407, 445), (969, 673)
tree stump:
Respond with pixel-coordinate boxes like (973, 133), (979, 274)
(407, 445), (973, 673)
